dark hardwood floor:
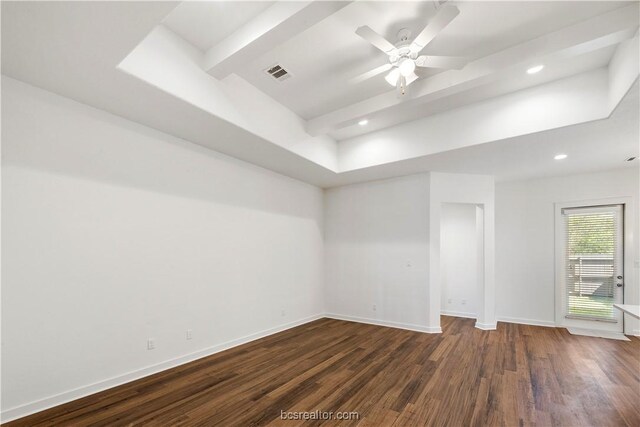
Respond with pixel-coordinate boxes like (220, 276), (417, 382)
(6, 316), (640, 426)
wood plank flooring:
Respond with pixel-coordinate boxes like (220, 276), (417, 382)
(6, 316), (640, 426)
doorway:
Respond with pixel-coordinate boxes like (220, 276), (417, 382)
(440, 203), (483, 319)
(556, 204), (624, 334)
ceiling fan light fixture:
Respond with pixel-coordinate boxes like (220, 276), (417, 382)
(398, 58), (416, 77)
(355, 5), (464, 94)
(385, 68), (400, 86)
(527, 65), (544, 74)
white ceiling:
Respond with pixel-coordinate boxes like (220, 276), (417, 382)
(1, 1), (638, 188)
(335, 81), (639, 186)
(163, 1), (274, 52)
(329, 43), (617, 141)
(232, 1), (628, 121)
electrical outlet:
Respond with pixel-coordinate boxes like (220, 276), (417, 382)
(186, 329), (193, 340)
(147, 338), (155, 350)
(373, 304), (377, 312)
(448, 298), (452, 304)
(462, 299), (467, 305)
(281, 310), (286, 317)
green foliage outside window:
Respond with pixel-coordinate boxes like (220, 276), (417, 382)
(567, 215), (614, 255)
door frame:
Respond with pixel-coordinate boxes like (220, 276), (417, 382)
(438, 202), (484, 321)
(554, 197), (633, 332)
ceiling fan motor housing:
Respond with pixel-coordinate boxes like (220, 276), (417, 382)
(397, 28), (412, 42)
(389, 45), (418, 66)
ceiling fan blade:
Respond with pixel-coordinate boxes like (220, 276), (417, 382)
(350, 63), (393, 84)
(415, 55), (467, 70)
(356, 26), (398, 55)
(410, 5), (459, 54)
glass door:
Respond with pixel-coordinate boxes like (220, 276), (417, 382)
(560, 205), (623, 332)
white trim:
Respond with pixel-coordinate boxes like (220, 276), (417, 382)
(475, 322), (497, 330)
(441, 310), (476, 319)
(496, 316), (556, 328)
(0, 314), (324, 423)
(324, 313), (441, 334)
(567, 327), (630, 341)
(554, 197), (632, 333)
(632, 329), (640, 336)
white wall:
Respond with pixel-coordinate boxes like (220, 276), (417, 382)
(495, 168), (640, 333)
(323, 172), (495, 333)
(441, 203), (478, 318)
(323, 174), (432, 331)
(429, 172), (496, 330)
(0, 77), (325, 417)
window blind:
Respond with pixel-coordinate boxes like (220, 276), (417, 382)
(562, 206), (621, 322)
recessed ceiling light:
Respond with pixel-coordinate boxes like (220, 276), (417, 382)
(527, 65), (544, 74)
(358, 119), (369, 126)
(554, 154), (568, 160)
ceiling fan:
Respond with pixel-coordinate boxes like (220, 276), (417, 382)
(353, 5), (467, 96)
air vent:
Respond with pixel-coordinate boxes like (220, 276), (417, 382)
(264, 64), (291, 81)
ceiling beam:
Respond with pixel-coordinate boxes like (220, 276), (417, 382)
(204, 1), (350, 79)
(305, 3), (640, 136)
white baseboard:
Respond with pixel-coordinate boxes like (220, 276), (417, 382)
(567, 327), (630, 341)
(325, 313), (441, 334)
(497, 317), (639, 336)
(475, 321), (497, 330)
(496, 316), (556, 328)
(0, 314), (324, 423)
(441, 310), (476, 319)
